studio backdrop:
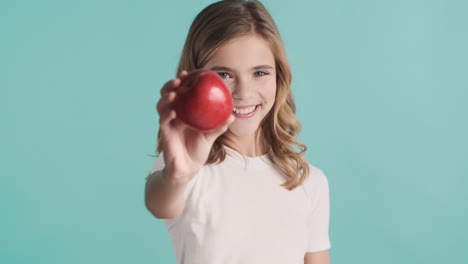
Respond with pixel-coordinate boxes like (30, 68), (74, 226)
(2, 0), (467, 263)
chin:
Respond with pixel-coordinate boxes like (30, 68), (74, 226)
(227, 122), (261, 138)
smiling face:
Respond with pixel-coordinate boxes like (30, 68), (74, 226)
(202, 33), (277, 143)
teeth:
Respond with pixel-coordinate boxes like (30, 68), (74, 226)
(233, 105), (257, 115)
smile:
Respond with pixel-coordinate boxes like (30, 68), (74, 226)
(232, 104), (260, 118)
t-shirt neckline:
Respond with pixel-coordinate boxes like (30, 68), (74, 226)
(223, 145), (271, 168)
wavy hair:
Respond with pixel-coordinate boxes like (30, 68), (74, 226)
(155, 0), (310, 190)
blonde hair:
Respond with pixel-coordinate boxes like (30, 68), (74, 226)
(155, 0), (310, 191)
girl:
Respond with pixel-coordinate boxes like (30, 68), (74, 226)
(145, 1), (331, 263)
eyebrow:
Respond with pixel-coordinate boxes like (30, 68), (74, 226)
(210, 65), (274, 72)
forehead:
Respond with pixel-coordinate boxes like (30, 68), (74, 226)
(205, 33), (275, 70)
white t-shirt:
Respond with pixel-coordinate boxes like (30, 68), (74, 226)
(150, 146), (331, 264)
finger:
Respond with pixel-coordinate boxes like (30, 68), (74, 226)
(205, 114), (235, 141)
(160, 78), (181, 96)
(157, 91), (177, 115)
(159, 109), (176, 128)
(178, 70), (189, 78)
(169, 117), (189, 131)
(160, 71), (188, 97)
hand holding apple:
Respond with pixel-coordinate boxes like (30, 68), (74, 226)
(155, 70), (235, 185)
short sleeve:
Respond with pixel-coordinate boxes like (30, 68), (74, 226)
(150, 154), (165, 174)
(306, 167), (331, 252)
(147, 152), (199, 205)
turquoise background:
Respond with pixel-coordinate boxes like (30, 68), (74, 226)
(2, 0), (467, 263)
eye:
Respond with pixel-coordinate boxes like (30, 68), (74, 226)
(254, 71), (268, 76)
(217, 72), (232, 79)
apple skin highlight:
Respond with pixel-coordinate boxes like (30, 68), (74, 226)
(172, 70), (233, 131)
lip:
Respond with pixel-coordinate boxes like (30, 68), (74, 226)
(232, 104), (260, 118)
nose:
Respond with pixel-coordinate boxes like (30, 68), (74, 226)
(230, 76), (252, 100)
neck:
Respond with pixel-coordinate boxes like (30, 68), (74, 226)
(225, 129), (266, 157)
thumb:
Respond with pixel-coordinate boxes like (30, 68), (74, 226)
(205, 114), (235, 142)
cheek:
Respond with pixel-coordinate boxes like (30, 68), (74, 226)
(263, 79), (277, 103)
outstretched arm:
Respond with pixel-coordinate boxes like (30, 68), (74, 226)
(304, 249), (330, 264)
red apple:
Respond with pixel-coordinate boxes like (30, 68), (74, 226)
(172, 70), (233, 131)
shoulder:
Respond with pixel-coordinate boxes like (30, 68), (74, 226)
(301, 163), (330, 198)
